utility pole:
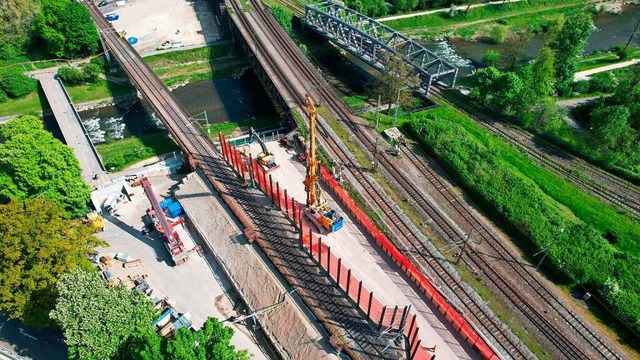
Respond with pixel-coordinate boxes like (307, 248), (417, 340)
(534, 228), (564, 269)
(375, 94), (381, 132)
(455, 227), (476, 265)
(624, 16), (640, 50)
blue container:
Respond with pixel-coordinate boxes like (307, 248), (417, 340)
(159, 198), (174, 210)
(167, 202), (183, 218)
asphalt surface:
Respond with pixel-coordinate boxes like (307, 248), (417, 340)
(0, 315), (67, 360)
(34, 71), (105, 180)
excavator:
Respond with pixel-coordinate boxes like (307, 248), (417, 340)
(302, 94), (343, 233)
(250, 127), (279, 171)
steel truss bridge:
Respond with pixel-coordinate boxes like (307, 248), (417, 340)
(305, 1), (458, 94)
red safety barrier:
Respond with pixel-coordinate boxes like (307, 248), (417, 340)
(317, 166), (498, 360)
(217, 134), (464, 359)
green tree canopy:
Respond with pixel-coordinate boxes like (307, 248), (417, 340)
(0, 198), (103, 328)
(51, 269), (157, 360)
(470, 66), (533, 118)
(550, 12), (593, 90)
(115, 318), (250, 360)
(372, 53), (420, 113)
(345, 0), (388, 17)
(0, 115), (90, 217)
(0, 69), (38, 98)
(32, 0), (99, 58)
(0, 0), (40, 60)
(590, 105), (632, 151)
(531, 46), (556, 97)
(271, 6), (292, 35)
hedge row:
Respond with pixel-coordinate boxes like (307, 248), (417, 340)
(407, 113), (640, 335)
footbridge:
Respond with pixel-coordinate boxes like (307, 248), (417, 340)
(305, 1), (458, 94)
(34, 70), (105, 181)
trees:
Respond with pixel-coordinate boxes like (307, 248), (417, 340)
(531, 46), (556, 97)
(499, 30), (532, 71)
(115, 318), (250, 360)
(57, 63), (101, 85)
(470, 66), (533, 118)
(372, 53), (420, 113)
(32, 0), (99, 58)
(345, 0), (388, 17)
(0, 115), (91, 217)
(272, 6), (292, 35)
(51, 269), (156, 360)
(550, 12), (593, 92)
(482, 49), (501, 67)
(0, 198), (103, 328)
(0, 0), (40, 60)
(0, 69), (38, 98)
(590, 105), (632, 151)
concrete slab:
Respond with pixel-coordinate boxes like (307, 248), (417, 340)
(94, 174), (266, 358)
(100, 0), (220, 55)
(242, 140), (482, 360)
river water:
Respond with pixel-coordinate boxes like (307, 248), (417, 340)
(78, 71), (279, 144)
(431, 4), (640, 74)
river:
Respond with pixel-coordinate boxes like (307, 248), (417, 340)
(432, 4), (640, 74)
(76, 71), (279, 144)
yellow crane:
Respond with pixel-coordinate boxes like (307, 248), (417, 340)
(302, 93), (343, 233)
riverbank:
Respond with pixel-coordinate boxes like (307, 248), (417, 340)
(0, 42), (249, 119)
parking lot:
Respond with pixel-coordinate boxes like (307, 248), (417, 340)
(94, 174), (266, 358)
(97, 0), (220, 54)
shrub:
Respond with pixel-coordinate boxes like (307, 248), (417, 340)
(490, 25), (508, 44)
(0, 70), (37, 98)
(482, 49), (501, 66)
(571, 80), (591, 94)
(57, 63), (101, 85)
(0, 90), (7, 103)
(589, 72), (616, 93)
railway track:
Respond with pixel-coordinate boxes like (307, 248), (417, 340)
(431, 84), (640, 219)
(238, 1), (533, 358)
(88, 0), (625, 358)
(235, 2), (627, 358)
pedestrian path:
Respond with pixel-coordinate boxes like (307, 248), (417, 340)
(33, 71), (105, 181)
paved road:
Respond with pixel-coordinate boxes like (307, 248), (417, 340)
(574, 58), (640, 80)
(0, 315), (67, 360)
(33, 71), (105, 180)
(377, 0), (522, 22)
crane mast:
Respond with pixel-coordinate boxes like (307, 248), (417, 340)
(303, 93), (322, 209)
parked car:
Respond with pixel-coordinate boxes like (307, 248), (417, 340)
(98, 1), (108, 7)
(105, 13), (119, 21)
(127, 37), (138, 45)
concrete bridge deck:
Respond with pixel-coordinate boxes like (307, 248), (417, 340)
(34, 71), (105, 181)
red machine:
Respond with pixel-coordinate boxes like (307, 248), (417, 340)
(141, 177), (189, 266)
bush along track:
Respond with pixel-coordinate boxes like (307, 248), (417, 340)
(406, 111), (640, 340)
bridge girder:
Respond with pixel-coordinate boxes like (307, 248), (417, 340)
(305, 1), (458, 94)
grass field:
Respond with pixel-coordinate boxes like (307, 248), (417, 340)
(96, 133), (180, 171)
(202, 116), (282, 137)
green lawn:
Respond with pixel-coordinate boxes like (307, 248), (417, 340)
(65, 79), (135, 104)
(96, 133), (180, 171)
(202, 116), (282, 137)
(0, 92), (43, 117)
(384, 0), (587, 34)
(576, 47), (640, 72)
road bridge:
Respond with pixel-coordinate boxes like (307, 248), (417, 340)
(34, 70), (105, 181)
(305, 1), (458, 94)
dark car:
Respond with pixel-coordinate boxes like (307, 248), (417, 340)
(98, 1), (108, 7)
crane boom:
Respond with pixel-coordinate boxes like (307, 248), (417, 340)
(250, 127), (270, 157)
(141, 177), (189, 265)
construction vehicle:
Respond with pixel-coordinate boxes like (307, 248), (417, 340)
(140, 177), (189, 266)
(84, 210), (105, 232)
(302, 94), (344, 233)
(249, 127), (279, 171)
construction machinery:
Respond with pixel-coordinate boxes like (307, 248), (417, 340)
(250, 127), (279, 171)
(83, 210), (105, 232)
(140, 177), (189, 266)
(302, 94), (344, 233)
